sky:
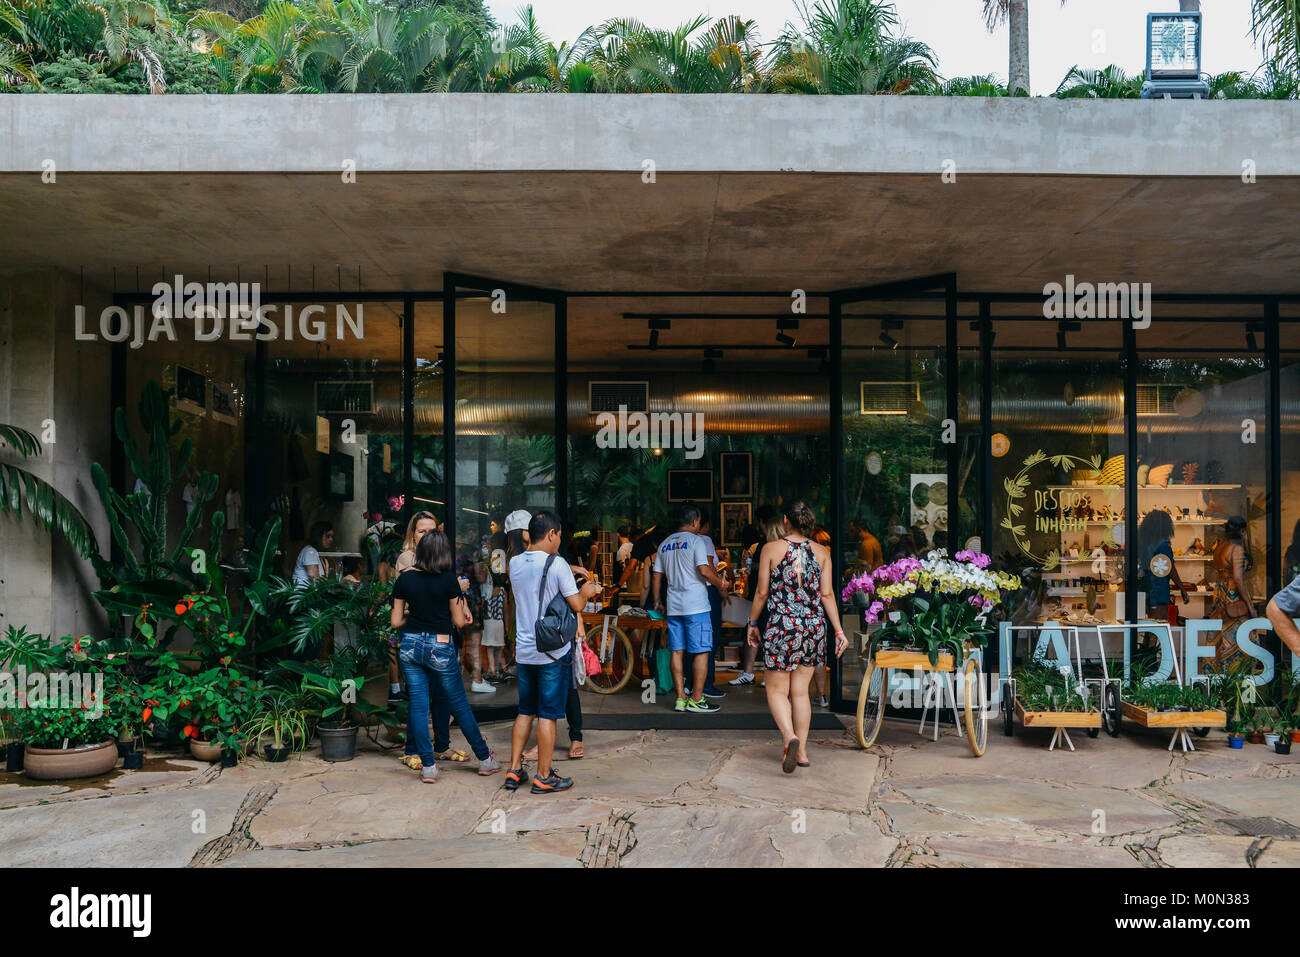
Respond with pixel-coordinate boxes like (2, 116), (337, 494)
(483, 0), (1269, 91)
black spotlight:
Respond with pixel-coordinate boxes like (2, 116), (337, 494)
(702, 348), (722, 373)
(648, 329), (659, 350)
(879, 330), (898, 349)
(1246, 328), (1259, 352)
(776, 318), (799, 347)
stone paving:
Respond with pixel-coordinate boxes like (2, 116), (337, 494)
(3, 716), (1300, 867)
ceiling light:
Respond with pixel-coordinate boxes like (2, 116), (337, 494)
(776, 332), (796, 347)
(648, 318), (671, 330)
(648, 330), (659, 350)
(879, 330), (898, 349)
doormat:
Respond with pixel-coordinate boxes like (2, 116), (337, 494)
(583, 713), (846, 731)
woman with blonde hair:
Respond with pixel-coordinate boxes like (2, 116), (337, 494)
(396, 510), (439, 575)
(747, 500), (848, 773)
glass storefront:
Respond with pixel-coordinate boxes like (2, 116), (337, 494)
(114, 283), (1300, 711)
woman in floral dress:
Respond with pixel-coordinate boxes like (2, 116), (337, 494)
(747, 500), (849, 773)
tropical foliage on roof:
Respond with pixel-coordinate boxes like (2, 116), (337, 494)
(1, 0), (1296, 97)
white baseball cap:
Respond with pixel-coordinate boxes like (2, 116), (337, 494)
(503, 509), (532, 533)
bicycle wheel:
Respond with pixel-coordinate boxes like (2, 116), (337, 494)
(582, 625), (635, 695)
(963, 657), (988, 757)
(855, 662), (888, 749)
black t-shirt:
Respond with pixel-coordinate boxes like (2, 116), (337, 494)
(393, 569), (461, 635)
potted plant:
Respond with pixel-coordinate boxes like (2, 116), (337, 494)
(242, 689), (311, 763)
(1, 711), (22, 772)
(1247, 712), (1267, 745)
(1276, 714), (1294, 755)
(1226, 718), (1246, 749)
(845, 549), (1021, 667)
(174, 664), (259, 763)
(15, 703), (120, 780)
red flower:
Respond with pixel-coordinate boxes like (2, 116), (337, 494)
(182, 724), (197, 738)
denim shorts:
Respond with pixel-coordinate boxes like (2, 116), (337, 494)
(517, 653), (570, 720)
(667, 611), (713, 654)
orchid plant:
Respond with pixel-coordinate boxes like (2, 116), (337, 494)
(842, 550), (1021, 666)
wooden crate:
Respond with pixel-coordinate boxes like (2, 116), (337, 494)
(1016, 700), (1102, 729)
(1121, 701), (1226, 728)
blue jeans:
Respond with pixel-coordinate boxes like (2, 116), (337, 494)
(399, 632), (490, 765)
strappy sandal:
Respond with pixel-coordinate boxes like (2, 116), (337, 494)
(398, 755), (423, 771)
(436, 748), (470, 763)
(781, 738), (799, 774)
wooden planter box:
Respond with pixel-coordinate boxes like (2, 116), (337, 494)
(1121, 701), (1226, 728)
(874, 648), (956, 672)
(1016, 700), (1101, 729)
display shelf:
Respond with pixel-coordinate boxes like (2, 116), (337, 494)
(1046, 484), (1241, 491)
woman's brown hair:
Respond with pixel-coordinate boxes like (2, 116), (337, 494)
(784, 500), (816, 537)
(414, 529), (454, 575)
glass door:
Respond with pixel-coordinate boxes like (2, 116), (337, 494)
(830, 275), (962, 714)
(445, 273), (565, 559)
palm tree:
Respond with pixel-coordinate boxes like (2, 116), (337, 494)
(1, 0), (174, 90)
(580, 14), (763, 93)
(767, 0), (938, 95)
(0, 424), (97, 559)
(1054, 63), (1143, 99)
(1251, 0), (1300, 79)
(981, 0), (1029, 96)
(940, 73), (1008, 96)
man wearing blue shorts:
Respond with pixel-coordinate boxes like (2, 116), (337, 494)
(653, 504), (731, 714)
(504, 510), (599, 794)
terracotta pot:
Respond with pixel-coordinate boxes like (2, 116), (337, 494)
(24, 739), (118, 780)
(1248, 732), (1265, 744)
(189, 739), (224, 761)
(1291, 730), (1300, 744)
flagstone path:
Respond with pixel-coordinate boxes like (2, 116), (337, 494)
(3, 717), (1299, 867)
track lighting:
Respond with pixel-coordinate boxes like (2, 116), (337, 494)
(776, 318), (798, 347)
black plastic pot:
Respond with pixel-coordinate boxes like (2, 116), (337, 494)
(116, 740), (138, 758)
(220, 749), (239, 768)
(316, 724), (359, 762)
(122, 750), (144, 770)
(6, 742), (25, 772)
(1276, 739), (1292, 755)
(264, 745), (292, 763)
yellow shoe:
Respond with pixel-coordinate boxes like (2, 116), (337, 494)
(398, 755), (423, 771)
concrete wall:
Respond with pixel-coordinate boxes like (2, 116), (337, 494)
(2, 94), (1298, 176)
(0, 269), (111, 640)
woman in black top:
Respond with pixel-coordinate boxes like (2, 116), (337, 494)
(391, 530), (499, 781)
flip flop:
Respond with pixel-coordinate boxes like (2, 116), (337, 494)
(797, 760), (811, 768)
(436, 749), (470, 763)
(568, 743), (585, 760)
(782, 738), (799, 774)
(398, 755), (423, 771)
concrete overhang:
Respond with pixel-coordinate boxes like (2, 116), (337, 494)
(3, 94), (1299, 293)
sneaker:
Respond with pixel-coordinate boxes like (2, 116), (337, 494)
(470, 680), (495, 694)
(477, 752), (501, 776)
(728, 672), (755, 686)
(674, 697), (688, 712)
(685, 697), (720, 713)
(420, 762), (439, 783)
(813, 695), (829, 708)
(530, 770), (574, 794)
(502, 766), (528, 790)
(702, 686), (726, 699)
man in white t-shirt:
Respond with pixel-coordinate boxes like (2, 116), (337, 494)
(504, 509), (599, 795)
(653, 504), (730, 714)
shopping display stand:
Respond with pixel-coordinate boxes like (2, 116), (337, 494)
(1000, 626), (1115, 752)
(1116, 621), (1226, 752)
(579, 612), (662, 695)
(855, 643), (988, 756)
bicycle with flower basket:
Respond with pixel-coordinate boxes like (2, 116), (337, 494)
(843, 550), (1021, 756)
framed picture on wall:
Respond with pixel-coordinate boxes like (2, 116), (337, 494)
(719, 451), (752, 498)
(667, 469), (713, 503)
(721, 501), (751, 546)
(174, 366), (206, 416)
(211, 382), (238, 426)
